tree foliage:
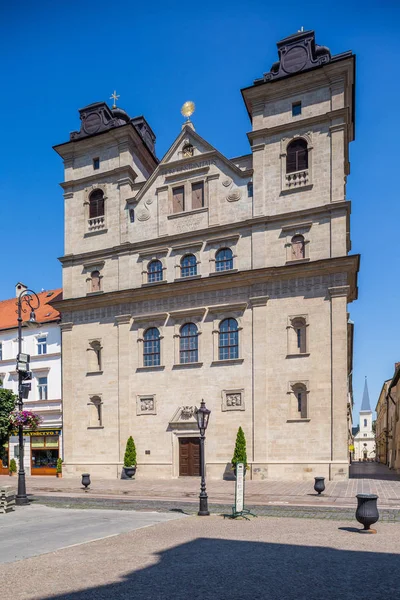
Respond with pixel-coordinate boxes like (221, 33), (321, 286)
(124, 436), (137, 467)
(0, 388), (17, 448)
(231, 426), (247, 469)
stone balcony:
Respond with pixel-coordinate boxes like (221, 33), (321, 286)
(88, 216), (106, 232)
(285, 169), (309, 190)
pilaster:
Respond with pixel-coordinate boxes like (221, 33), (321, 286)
(115, 314), (132, 471)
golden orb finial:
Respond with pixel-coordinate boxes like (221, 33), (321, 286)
(181, 100), (195, 121)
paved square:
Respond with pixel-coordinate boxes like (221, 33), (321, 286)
(2, 513), (400, 599)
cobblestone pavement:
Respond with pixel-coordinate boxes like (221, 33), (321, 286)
(3, 515), (400, 600)
(2, 462), (400, 508)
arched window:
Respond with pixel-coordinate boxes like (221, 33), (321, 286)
(215, 248), (233, 272)
(290, 317), (307, 354)
(89, 189), (105, 219)
(180, 323), (198, 363)
(181, 254), (197, 278)
(219, 318), (239, 360)
(291, 235), (305, 260)
(292, 383), (308, 419)
(91, 270), (101, 292)
(286, 139), (308, 173)
(143, 327), (160, 367)
(147, 260), (163, 283)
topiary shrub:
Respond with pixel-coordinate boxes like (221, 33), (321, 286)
(56, 458), (63, 474)
(9, 458), (17, 473)
(231, 426), (247, 471)
(124, 436), (137, 467)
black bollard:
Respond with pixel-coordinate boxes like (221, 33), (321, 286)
(81, 473), (91, 491)
(355, 494), (379, 533)
(314, 477), (325, 495)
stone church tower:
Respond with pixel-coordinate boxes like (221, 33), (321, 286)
(354, 378), (375, 461)
(54, 30), (359, 480)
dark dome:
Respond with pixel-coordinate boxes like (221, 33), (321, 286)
(112, 107), (130, 123)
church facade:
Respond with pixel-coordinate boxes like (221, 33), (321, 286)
(54, 30), (359, 481)
(353, 379), (375, 461)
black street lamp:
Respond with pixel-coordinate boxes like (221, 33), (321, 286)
(196, 399), (211, 516)
(15, 288), (40, 506)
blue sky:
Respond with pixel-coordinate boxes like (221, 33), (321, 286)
(1, 1), (399, 419)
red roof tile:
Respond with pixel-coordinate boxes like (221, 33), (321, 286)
(0, 289), (62, 331)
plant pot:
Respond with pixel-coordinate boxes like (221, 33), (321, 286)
(56, 473), (62, 478)
(314, 477), (325, 495)
(122, 465), (137, 479)
(355, 494), (379, 533)
(9, 472), (15, 476)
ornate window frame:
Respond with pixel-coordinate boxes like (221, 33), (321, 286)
(206, 235), (239, 275)
(209, 302), (246, 364)
(287, 381), (310, 422)
(84, 184), (108, 234)
(280, 133), (313, 193)
(171, 242), (202, 280)
(87, 394), (104, 428)
(83, 260), (105, 295)
(169, 308), (205, 367)
(138, 248), (168, 285)
(281, 221), (311, 264)
(286, 314), (309, 357)
(135, 313), (167, 369)
(168, 176), (208, 215)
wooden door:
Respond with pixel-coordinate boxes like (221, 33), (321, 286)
(179, 438), (200, 476)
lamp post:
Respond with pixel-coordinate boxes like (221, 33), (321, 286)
(196, 399), (211, 516)
(15, 288), (40, 506)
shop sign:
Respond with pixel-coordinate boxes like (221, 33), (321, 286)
(25, 430), (61, 437)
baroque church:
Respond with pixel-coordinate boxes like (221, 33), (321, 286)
(53, 30), (359, 480)
(353, 379), (375, 461)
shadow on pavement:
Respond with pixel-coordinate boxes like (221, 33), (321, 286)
(350, 462), (400, 481)
(43, 538), (400, 600)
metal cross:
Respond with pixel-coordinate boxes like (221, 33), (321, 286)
(110, 90), (120, 108)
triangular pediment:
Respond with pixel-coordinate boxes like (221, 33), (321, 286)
(132, 125), (252, 204)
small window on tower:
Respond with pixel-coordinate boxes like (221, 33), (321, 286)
(93, 158), (100, 170)
(292, 102), (301, 117)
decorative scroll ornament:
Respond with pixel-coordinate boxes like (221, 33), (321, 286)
(145, 197), (153, 205)
(227, 189), (242, 202)
(222, 178), (232, 187)
(180, 406), (195, 420)
(137, 205), (151, 221)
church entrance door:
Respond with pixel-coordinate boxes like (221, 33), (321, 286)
(179, 438), (200, 476)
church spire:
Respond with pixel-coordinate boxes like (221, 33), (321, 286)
(360, 377), (371, 412)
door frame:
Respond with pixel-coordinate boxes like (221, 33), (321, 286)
(172, 431), (203, 478)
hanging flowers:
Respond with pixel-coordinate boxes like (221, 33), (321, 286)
(9, 410), (42, 430)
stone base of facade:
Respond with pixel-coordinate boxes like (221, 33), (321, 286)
(63, 461), (349, 481)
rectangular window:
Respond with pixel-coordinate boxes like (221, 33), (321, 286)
(292, 102), (301, 116)
(247, 182), (253, 197)
(37, 337), (47, 355)
(172, 186), (185, 213)
(0, 343), (2, 360)
(38, 376), (48, 400)
(93, 157), (100, 170)
(191, 182), (204, 209)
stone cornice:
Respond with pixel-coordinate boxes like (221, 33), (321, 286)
(53, 254), (360, 314)
(58, 201), (351, 266)
(60, 165), (138, 190)
(247, 108), (350, 144)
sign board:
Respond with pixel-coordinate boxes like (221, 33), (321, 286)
(235, 462), (245, 513)
(25, 430), (61, 437)
(18, 353), (30, 363)
(349, 444), (354, 452)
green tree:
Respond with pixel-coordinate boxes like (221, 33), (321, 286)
(372, 420), (376, 434)
(0, 387), (17, 449)
(124, 436), (137, 467)
(9, 458), (17, 473)
(231, 426), (247, 470)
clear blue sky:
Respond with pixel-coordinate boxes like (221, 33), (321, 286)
(1, 1), (399, 420)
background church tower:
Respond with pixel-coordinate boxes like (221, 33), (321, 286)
(354, 378), (375, 461)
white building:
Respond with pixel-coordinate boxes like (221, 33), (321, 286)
(354, 378), (375, 461)
(0, 284), (62, 476)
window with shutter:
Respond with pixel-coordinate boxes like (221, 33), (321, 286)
(286, 139), (308, 173)
(191, 182), (204, 209)
(172, 186), (185, 213)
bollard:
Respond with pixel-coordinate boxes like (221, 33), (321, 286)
(355, 494), (379, 533)
(314, 477), (325, 495)
(81, 473), (91, 491)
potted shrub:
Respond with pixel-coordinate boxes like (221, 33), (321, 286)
(56, 458), (63, 478)
(231, 426), (248, 477)
(9, 458), (17, 476)
(122, 436), (137, 479)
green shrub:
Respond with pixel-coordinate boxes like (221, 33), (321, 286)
(231, 426), (247, 470)
(56, 458), (63, 473)
(124, 436), (137, 467)
(9, 458), (17, 473)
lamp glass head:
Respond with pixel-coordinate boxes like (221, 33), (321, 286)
(181, 101), (195, 121)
